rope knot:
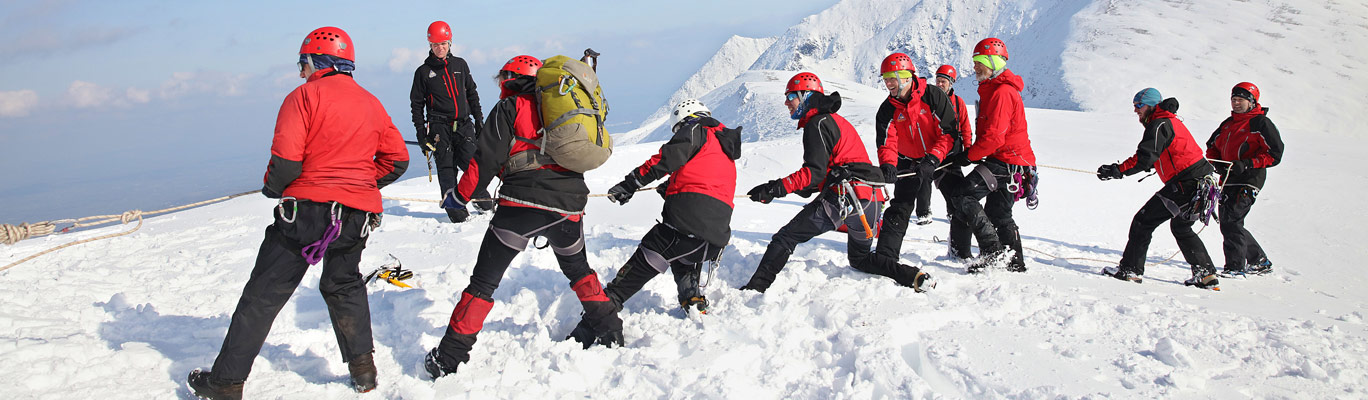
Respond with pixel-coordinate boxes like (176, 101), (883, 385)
(121, 210), (143, 224)
(2, 222), (58, 245)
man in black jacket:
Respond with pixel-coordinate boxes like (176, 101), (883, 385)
(410, 21), (490, 221)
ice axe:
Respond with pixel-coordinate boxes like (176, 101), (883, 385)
(581, 48), (600, 71)
(404, 140), (437, 182)
(840, 180), (875, 239)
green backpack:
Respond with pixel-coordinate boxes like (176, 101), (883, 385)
(505, 55), (612, 175)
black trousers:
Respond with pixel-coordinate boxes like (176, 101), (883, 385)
(876, 159), (970, 260)
(1119, 178), (1216, 275)
(605, 223), (723, 309)
(433, 120), (490, 204)
(745, 191), (920, 292)
(210, 201), (373, 382)
(435, 206), (613, 366)
(1218, 186), (1268, 269)
(935, 168), (973, 258)
(946, 160), (1023, 264)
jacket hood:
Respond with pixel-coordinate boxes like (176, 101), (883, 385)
(981, 69), (1024, 92)
(499, 75), (537, 99)
(705, 118), (743, 161)
(424, 52), (449, 67)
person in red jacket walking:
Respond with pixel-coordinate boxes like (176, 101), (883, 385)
(944, 38), (1037, 273)
(425, 55), (622, 380)
(592, 99), (742, 316)
(933, 64), (977, 259)
(410, 21), (490, 222)
(188, 26), (409, 399)
(741, 72), (931, 293)
(871, 53), (966, 264)
(1097, 88), (1220, 289)
(1206, 82), (1283, 276)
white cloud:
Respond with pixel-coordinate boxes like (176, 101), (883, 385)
(0, 89), (38, 117)
(157, 71), (253, 98)
(126, 87), (150, 104)
(388, 47), (427, 73)
(387, 45), (531, 73)
(67, 80), (119, 109)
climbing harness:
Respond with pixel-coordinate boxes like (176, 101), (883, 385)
(300, 202), (343, 265)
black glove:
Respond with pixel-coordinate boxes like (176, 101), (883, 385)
(417, 128), (435, 154)
(1227, 160), (1249, 176)
(607, 178), (640, 205)
(748, 180), (786, 204)
(947, 152), (972, 168)
(881, 164), (899, 183)
(1096, 163), (1124, 181)
(916, 156), (939, 178)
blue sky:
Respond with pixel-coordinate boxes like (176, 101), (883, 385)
(0, 0), (836, 224)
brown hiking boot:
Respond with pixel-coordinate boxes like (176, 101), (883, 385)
(348, 352), (377, 393)
(187, 369), (243, 400)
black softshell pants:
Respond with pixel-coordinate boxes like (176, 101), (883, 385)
(433, 206), (617, 367)
(210, 200), (373, 382)
(946, 160), (1024, 266)
(1218, 186), (1268, 270)
(744, 191), (922, 292)
(1119, 178), (1217, 275)
(877, 159), (971, 260)
(433, 119), (491, 210)
(605, 223), (723, 309)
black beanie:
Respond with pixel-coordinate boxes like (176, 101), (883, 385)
(1232, 87), (1256, 103)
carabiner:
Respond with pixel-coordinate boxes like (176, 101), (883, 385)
(277, 197), (298, 224)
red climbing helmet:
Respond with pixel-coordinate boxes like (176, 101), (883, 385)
(427, 21), (452, 43)
(880, 53), (915, 75)
(500, 55), (542, 77)
(299, 26), (354, 61)
(936, 65), (958, 82)
(786, 72), (824, 94)
(1232, 82), (1260, 103)
(973, 37), (1008, 60)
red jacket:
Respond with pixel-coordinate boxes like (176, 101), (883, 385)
(948, 90), (973, 150)
(626, 117), (741, 246)
(264, 69), (409, 213)
(875, 78), (955, 164)
(968, 69), (1035, 166)
(782, 92), (882, 201)
(1205, 106), (1284, 189)
(1118, 98), (1208, 183)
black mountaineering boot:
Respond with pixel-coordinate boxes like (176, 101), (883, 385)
(348, 352), (377, 393)
(187, 370), (244, 400)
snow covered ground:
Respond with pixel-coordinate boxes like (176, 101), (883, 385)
(3, 76), (1365, 399)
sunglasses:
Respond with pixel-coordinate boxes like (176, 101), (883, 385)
(880, 70), (912, 79)
(1133, 102), (1145, 109)
(297, 61), (308, 73)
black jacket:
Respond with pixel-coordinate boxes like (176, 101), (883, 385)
(410, 52), (482, 134)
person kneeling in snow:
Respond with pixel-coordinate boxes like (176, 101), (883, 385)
(1096, 88), (1221, 290)
(188, 26), (409, 398)
(591, 99), (741, 316)
(740, 72), (932, 294)
(424, 55), (623, 380)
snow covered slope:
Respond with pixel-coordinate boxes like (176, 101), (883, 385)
(629, 0), (1363, 144)
(2, 86), (1364, 398)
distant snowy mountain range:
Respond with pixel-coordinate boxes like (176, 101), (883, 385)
(624, 0), (1364, 144)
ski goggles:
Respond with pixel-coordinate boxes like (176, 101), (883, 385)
(880, 70), (913, 79)
(785, 91), (803, 102)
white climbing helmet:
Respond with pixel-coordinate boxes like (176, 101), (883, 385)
(671, 99), (711, 127)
